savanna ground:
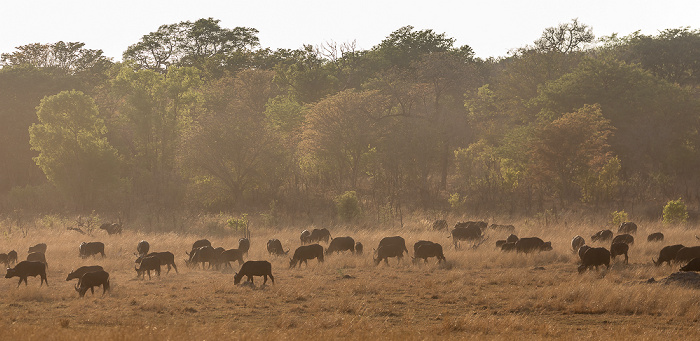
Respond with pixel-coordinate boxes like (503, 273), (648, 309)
(1, 214), (699, 340)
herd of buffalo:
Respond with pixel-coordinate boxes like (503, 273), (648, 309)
(2, 222), (700, 297)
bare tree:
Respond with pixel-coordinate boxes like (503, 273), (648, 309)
(535, 18), (594, 53)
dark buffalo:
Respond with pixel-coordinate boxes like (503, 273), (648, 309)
(0, 253), (8, 267)
(451, 226), (483, 249)
(378, 236), (409, 254)
(355, 242), (363, 255)
(135, 256), (161, 279)
(618, 222), (637, 234)
(137, 240), (150, 257)
(99, 222), (122, 235)
(192, 239), (212, 250)
(489, 224), (516, 233)
(238, 238), (250, 256)
(647, 232), (664, 242)
(66, 265), (104, 281)
(219, 248), (244, 268)
(28, 243), (47, 254)
(326, 236), (355, 255)
(506, 234), (519, 244)
(75, 270), (110, 297)
(374, 244), (406, 266)
(680, 257), (700, 272)
(289, 244), (324, 268)
(309, 228), (332, 244)
(267, 239), (289, 256)
(211, 247), (226, 269)
(300, 230), (311, 244)
(501, 242), (517, 252)
(27, 252), (48, 269)
(495, 240), (507, 248)
(137, 252), (178, 274)
(5, 261), (48, 287)
(432, 219), (448, 231)
(571, 235), (585, 253)
(7, 250), (17, 266)
(455, 221), (488, 230)
(186, 246), (216, 269)
(675, 246), (700, 264)
(413, 241), (446, 264)
(653, 244), (686, 266)
(79, 242), (105, 258)
(578, 245), (592, 261)
(612, 234), (634, 246)
(578, 247), (611, 273)
(515, 237), (553, 253)
(234, 261), (274, 285)
(610, 242), (629, 264)
(591, 229), (613, 242)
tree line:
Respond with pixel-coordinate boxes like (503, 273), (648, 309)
(1, 18), (699, 224)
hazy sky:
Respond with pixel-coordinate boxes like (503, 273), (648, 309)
(1, 0), (698, 60)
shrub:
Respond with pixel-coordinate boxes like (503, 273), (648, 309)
(610, 210), (628, 227)
(335, 191), (361, 222)
(662, 198), (688, 225)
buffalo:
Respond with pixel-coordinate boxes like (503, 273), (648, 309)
(612, 234), (634, 246)
(455, 221), (487, 230)
(378, 236), (409, 254)
(28, 243), (47, 254)
(234, 261), (274, 285)
(506, 234), (519, 244)
(680, 257), (700, 272)
(674, 246), (700, 264)
(326, 236), (355, 255)
(137, 252), (178, 274)
(653, 244), (686, 266)
(374, 243), (406, 266)
(75, 270), (110, 297)
(578, 247), (611, 273)
(571, 235), (585, 253)
(66, 265), (104, 281)
(432, 219), (448, 231)
(591, 229), (613, 242)
(135, 256), (161, 279)
(355, 242), (364, 255)
(309, 228), (332, 244)
(450, 225), (483, 249)
(618, 222), (637, 234)
(192, 239), (212, 250)
(5, 261), (48, 287)
(289, 244), (324, 268)
(79, 242), (105, 258)
(7, 250), (17, 266)
(99, 222), (122, 235)
(137, 240), (150, 257)
(515, 237), (553, 253)
(578, 245), (592, 261)
(500, 242), (517, 252)
(495, 240), (507, 248)
(0, 253), (9, 267)
(238, 238), (250, 256)
(27, 252), (48, 269)
(186, 246), (216, 269)
(412, 241), (446, 264)
(610, 242), (629, 264)
(647, 232), (664, 242)
(219, 248), (245, 268)
(267, 239), (289, 256)
(300, 230), (311, 244)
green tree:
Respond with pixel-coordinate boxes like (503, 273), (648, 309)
(1, 41), (112, 76)
(29, 90), (120, 209)
(662, 198), (688, 224)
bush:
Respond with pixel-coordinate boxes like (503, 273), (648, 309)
(334, 191), (361, 222)
(610, 210), (628, 227)
(662, 198), (688, 225)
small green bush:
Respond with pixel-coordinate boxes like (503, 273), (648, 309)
(335, 191), (361, 222)
(610, 210), (628, 227)
(662, 198), (688, 224)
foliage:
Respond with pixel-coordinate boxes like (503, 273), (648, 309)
(610, 210), (629, 227)
(662, 198), (688, 224)
(227, 213), (249, 231)
(334, 191), (361, 222)
(534, 18), (594, 53)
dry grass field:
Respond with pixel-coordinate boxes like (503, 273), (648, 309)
(1, 215), (699, 340)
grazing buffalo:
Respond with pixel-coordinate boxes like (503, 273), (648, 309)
(27, 252), (48, 269)
(234, 261), (274, 285)
(578, 247), (611, 273)
(99, 222), (122, 235)
(378, 236), (409, 255)
(355, 242), (364, 255)
(66, 265), (104, 281)
(501, 242), (517, 252)
(28, 243), (47, 254)
(612, 234), (634, 246)
(137, 240), (150, 257)
(571, 235), (585, 253)
(219, 249), (244, 268)
(591, 229), (613, 242)
(506, 234), (519, 244)
(135, 256), (161, 279)
(680, 258), (700, 272)
(618, 222), (637, 234)
(495, 240), (507, 248)
(610, 243), (629, 264)
(488, 224), (516, 233)
(192, 239), (212, 250)
(238, 238), (250, 256)
(309, 228), (332, 244)
(326, 236), (355, 255)
(413, 241), (446, 264)
(186, 246), (216, 269)
(75, 270), (110, 297)
(432, 219), (448, 231)
(300, 230), (311, 244)
(137, 252), (178, 274)
(7, 250), (17, 266)
(674, 246), (700, 264)
(374, 244), (406, 266)
(515, 237), (552, 253)
(5, 261), (48, 287)
(211, 247), (226, 269)
(647, 232), (664, 242)
(578, 245), (592, 261)
(653, 244), (686, 266)
(79, 242), (105, 258)
(289, 244), (324, 268)
(451, 225), (483, 249)
(267, 239), (289, 256)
